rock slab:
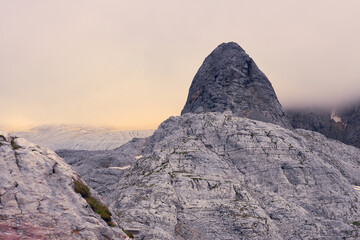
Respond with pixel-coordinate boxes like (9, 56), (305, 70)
(0, 130), (128, 240)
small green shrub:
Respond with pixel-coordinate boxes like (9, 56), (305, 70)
(121, 228), (134, 238)
(86, 196), (113, 225)
(73, 179), (114, 227)
(73, 179), (90, 198)
(10, 138), (21, 150)
(353, 221), (360, 227)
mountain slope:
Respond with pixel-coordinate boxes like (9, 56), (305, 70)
(0, 130), (129, 239)
(14, 124), (154, 151)
(106, 112), (360, 239)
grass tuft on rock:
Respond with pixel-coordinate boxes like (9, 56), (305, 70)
(10, 138), (21, 150)
(121, 228), (134, 238)
(73, 179), (114, 227)
(74, 179), (91, 198)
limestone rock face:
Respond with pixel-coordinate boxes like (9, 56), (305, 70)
(0, 130), (128, 239)
(181, 42), (291, 128)
(104, 112), (360, 240)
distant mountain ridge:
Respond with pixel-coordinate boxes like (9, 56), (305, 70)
(286, 101), (360, 149)
(13, 124), (154, 151)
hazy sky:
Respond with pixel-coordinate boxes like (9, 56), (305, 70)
(1, 0), (360, 130)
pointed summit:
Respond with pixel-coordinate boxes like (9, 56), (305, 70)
(181, 42), (291, 128)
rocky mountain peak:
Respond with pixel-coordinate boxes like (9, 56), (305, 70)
(181, 42), (291, 128)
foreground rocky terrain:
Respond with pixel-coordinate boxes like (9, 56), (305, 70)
(14, 124), (153, 151)
(105, 111), (360, 239)
(286, 102), (360, 149)
(0, 130), (129, 239)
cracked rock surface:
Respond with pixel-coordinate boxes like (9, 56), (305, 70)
(106, 112), (360, 240)
(0, 130), (128, 240)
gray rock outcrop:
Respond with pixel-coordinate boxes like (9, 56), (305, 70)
(105, 112), (360, 240)
(0, 130), (129, 239)
(181, 42), (291, 128)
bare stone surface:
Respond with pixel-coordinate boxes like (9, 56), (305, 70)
(181, 42), (291, 128)
(101, 112), (360, 240)
(0, 130), (129, 240)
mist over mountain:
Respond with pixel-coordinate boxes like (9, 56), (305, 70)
(286, 100), (360, 149)
(1, 42), (359, 239)
(2, 0), (360, 238)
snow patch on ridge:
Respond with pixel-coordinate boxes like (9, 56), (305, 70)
(331, 110), (342, 123)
